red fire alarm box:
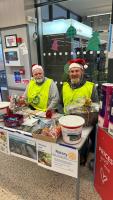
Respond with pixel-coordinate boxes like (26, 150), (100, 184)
(19, 68), (25, 75)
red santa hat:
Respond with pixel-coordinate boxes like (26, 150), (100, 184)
(32, 64), (43, 73)
(68, 58), (88, 70)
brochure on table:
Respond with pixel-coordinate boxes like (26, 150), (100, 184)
(0, 126), (78, 178)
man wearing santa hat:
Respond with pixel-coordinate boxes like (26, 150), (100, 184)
(24, 64), (59, 112)
(62, 58), (98, 113)
(62, 58), (99, 166)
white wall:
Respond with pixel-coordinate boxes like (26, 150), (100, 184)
(0, 0), (26, 28)
(24, 0), (35, 18)
(1, 26), (31, 91)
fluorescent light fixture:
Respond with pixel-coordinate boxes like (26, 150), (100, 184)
(87, 12), (111, 17)
(43, 19), (92, 38)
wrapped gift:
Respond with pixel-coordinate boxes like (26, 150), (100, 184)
(98, 83), (113, 129)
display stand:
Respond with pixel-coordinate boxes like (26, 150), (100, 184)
(94, 127), (113, 200)
(0, 122), (93, 200)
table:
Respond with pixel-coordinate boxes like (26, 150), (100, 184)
(0, 120), (93, 200)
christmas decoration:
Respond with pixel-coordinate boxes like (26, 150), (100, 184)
(16, 37), (23, 44)
(62, 63), (70, 81)
(64, 63), (70, 74)
(9, 95), (27, 111)
(51, 39), (59, 51)
(66, 25), (77, 38)
(87, 32), (100, 51)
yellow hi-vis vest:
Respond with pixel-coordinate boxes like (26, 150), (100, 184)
(63, 81), (94, 113)
(27, 78), (52, 111)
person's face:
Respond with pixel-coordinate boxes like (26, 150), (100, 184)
(69, 67), (84, 83)
(33, 68), (44, 83)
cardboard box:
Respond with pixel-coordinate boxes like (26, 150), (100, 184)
(32, 125), (62, 143)
(32, 131), (57, 143)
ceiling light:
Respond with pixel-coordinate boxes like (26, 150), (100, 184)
(87, 12), (111, 17)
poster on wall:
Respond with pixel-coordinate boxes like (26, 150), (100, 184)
(19, 42), (28, 55)
(14, 71), (21, 83)
(0, 43), (5, 70)
(4, 48), (22, 66)
(37, 140), (52, 168)
(94, 128), (113, 200)
(8, 132), (37, 162)
(0, 128), (9, 154)
(5, 34), (18, 48)
(52, 144), (78, 178)
(108, 24), (113, 58)
(0, 92), (2, 101)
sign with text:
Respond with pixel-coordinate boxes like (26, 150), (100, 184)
(37, 140), (78, 178)
(0, 125), (79, 178)
(94, 127), (113, 200)
(52, 144), (78, 178)
(8, 131), (37, 162)
(37, 140), (52, 169)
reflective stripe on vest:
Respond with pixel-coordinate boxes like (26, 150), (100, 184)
(27, 78), (52, 111)
(63, 81), (94, 113)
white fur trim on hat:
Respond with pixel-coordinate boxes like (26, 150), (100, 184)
(69, 63), (83, 70)
(32, 65), (43, 73)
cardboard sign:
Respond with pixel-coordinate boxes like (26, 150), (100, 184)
(52, 144), (78, 178)
(94, 127), (113, 200)
(37, 140), (78, 178)
(8, 132), (37, 162)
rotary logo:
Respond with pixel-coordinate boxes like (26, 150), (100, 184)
(67, 152), (76, 160)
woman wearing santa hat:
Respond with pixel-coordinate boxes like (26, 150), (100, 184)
(24, 64), (59, 112)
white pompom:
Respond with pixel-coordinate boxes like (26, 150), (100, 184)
(84, 64), (88, 69)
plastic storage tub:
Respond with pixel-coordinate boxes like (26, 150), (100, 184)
(4, 113), (23, 127)
(59, 115), (85, 144)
